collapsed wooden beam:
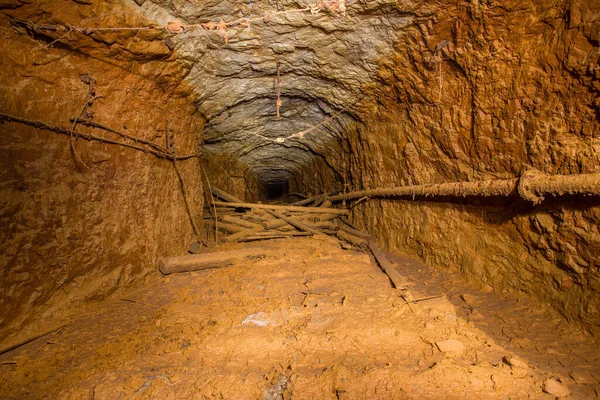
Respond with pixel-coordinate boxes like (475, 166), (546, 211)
(159, 248), (267, 274)
(336, 229), (369, 249)
(264, 213), (339, 230)
(311, 221), (339, 231)
(290, 193), (324, 206)
(264, 209), (326, 235)
(299, 213), (341, 223)
(221, 215), (262, 229)
(206, 220), (244, 234)
(368, 241), (408, 290)
(339, 224), (371, 239)
(223, 226), (264, 242)
(265, 217), (300, 230)
(213, 201), (349, 215)
(290, 189), (341, 206)
(211, 187), (244, 203)
(336, 223), (407, 289)
(238, 232), (312, 242)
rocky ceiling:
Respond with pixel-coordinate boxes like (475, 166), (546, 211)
(129, 0), (425, 185)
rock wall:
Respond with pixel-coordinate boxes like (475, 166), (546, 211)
(202, 152), (261, 202)
(344, 0), (600, 332)
(0, 1), (204, 344)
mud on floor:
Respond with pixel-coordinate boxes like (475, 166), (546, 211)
(1, 236), (598, 399)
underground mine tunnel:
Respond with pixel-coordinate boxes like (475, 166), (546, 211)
(1, 0), (600, 398)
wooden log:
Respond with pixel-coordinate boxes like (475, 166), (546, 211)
(312, 221), (339, 231)
(238, 232), (312, 242)
(290, 189), (342, 206)
(339, 224), (372, 240)
(207, 220), (244, 234)
(211, 186), (245, 203)
(336, 230), (369, 249)
(289, 192), (308, 199)
(263, 209), (326, 235)
(313, 196), (326, 207)
(339, 216), (361, 231)
(205, 207), (241, 215)
(290, 193), (323, 206)
(249, 231), (312, 237)
(213, 201), (349, 215)
(247, 209), (274, 224)
(159, 248), (267, 274)
(298, 213), (340, 223)
(320, 200), (332, 208)
(336, 221), (406, 289)
(223, 226), (264, 242)
(263, 217), (338, 231)
(319, 229), (338, 235)
(221, 215), (262, 229)
(264, 218), (292, 230)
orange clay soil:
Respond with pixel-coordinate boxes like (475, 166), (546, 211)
(0, 235), (598, 399)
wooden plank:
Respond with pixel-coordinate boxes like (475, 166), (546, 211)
(238, 232), (312, 242)
(319, 200), (332, 208)
(339, 224), (372, 240)
(290, 193), (323, 206)
(159, 248), (267, 274)
(336, 221), (406, 290)
(290, 189), (342, 206)
(368, 240), (407, 289)
(264, 218), (291, 230)
(223, 226), (264, 242)
(336, 230), (369, 249)
(213, 201), (349, 215)
(221, 215), (262, 229)
(206, 220), (245, 234)
(297, 213), (340, 223)
(211, 186), (244, 203)
(263, 209), (325, 235)
(312, 221), (339, 231)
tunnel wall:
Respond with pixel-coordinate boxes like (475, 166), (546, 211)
(202, 152), (261, 203)
(289, 154), (344, 200)
(345, 0), (600, 332)
(0, 2), (204, 344)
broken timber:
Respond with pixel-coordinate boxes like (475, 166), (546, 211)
(202, 187), (347, 243)
(336, 224), (407, 290)
(211, 187), (244, 203)
(263, 209), (327, 235)
(212, 201), (349, 215)
(159, 248), (268, 274)
(175, 186), (409, 298)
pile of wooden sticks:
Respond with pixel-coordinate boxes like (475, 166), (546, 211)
(160, 187), (412, 296)
(203, 187), (347, 243)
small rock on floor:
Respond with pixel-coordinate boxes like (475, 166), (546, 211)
(543, 379), (570, 398)
(435, 339), (465, 355)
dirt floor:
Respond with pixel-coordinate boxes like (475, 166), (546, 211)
(1, 235), (599, 399)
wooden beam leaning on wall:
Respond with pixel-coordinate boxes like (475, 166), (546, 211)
(336, 224), (408, 291)
(211, 187), (244, 203)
